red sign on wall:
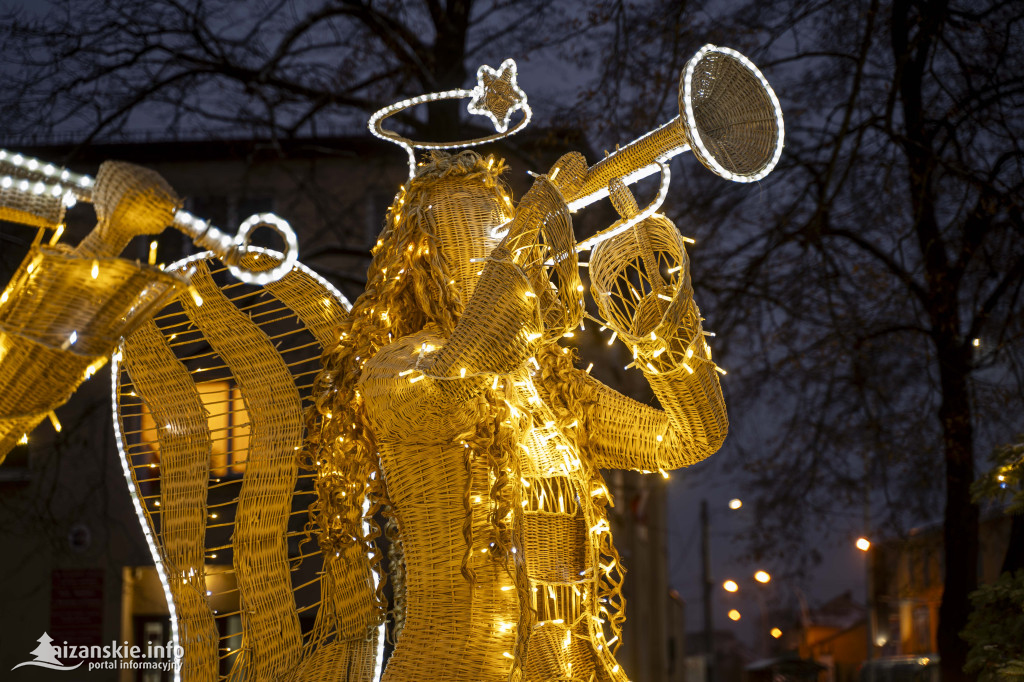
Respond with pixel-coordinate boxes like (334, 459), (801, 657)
(50, 568), (104, 648)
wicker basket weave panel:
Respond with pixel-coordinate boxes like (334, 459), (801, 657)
(360, 333), (519, 680)
(686, 50), (780, 178)
(522, 619), (598, 681)
(183, 261), (305, 680)
(116, 252), (360, 681)
(522, 510), (586, 583)
(121, 321), (220, 681)
(0, 334), (91, 420)
(322, 541), (382, 642)
(0, 248), (182, 355)
(426, 175), (511, 301)
(0, 184), (66, 228)
(283, 633), (381, 682)
(581, 213), (728, 471)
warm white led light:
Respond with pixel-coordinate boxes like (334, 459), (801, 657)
(110, 350), (182, 682)
(0, 148), (94, 201)
(170, 210), (299, 285)
(466, 59), (528, 133)
(109, 249), (352, 682)
(165, 246), (350, 311)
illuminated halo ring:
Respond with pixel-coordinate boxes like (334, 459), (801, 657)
(368, 58), (532, 177)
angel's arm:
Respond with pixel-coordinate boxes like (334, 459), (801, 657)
(425, 154), (586, 404)
(572, 318), (727, 471)
(573, 210), (728, 471)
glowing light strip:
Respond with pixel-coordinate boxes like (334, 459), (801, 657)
(171, 211), (301, 286)
(575, 161), (672, 252)
(0, 148), (94, 192)
(165, 245), (343, 306)
(110, 349), (182, 682)
(359, 496), (387, 682)
(0, 174), (78, 208)
(683, 44), (784, 183)
(566, 137), (688, 213)
(0, 150), (299, 284)
(110, 247), (351, 681)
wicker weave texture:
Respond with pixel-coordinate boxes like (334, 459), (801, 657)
(0, 158), (190, 461)
(685, 49), (780, 179)
(115, 252), (379, 682)
(76, 161), (181, 258)
(310, 150), (728, 681)
(0, 185), (66, 228)
(570, 45), (782, 202)
(0, 247), (181, 461)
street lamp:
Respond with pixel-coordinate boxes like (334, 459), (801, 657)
(856, 537), (871, 552)
(728, 498), (743, 510)
(722, 573), (775, 656)
(770, 627), (783, 639)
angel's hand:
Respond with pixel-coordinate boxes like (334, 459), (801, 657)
(589, 179), (700, 362)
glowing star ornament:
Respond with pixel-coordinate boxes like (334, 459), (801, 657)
(467, 59), (527, 133)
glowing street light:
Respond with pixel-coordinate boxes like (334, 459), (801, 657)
(723, 580), (739, 593)
(727, 609), (741, 621)
(728, 498), (743, 510)
(770, 627), (783, 639)
(856, 537), (871, 552)
(754, 570), (771, 584)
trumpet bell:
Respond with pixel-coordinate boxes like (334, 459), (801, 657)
(681, 44), (784, 183)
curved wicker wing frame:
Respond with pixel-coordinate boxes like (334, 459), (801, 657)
(112, 249), (382, 682)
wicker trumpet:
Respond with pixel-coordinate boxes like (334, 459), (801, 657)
(0, 150), (299, 285)
(0, 157), (299, 460)
(566, 44), (784, 216)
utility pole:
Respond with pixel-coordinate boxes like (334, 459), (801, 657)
(701, 499), (714, 682)
(862, 451), (876, 682)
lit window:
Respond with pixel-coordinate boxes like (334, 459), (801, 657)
(139, 380), (249, 477)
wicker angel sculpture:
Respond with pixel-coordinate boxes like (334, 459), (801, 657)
(305, 46), (781, 682)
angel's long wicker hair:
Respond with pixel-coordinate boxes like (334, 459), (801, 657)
(305, 150), (623, 665)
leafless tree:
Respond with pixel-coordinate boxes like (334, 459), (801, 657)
(0, 0), (600, 147)
(624, 1), (1023, 679)
(0, 0), (622, 289)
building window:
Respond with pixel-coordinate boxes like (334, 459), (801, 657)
(139, 380), (249, 478)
